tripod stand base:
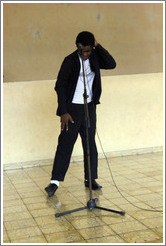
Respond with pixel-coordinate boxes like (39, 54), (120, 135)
(87, 198), (98, 210)
(55, 198), (125, 217)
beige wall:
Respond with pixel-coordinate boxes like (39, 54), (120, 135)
(3, 3), (163, 168)
(3, 73), (163, 168)
(3, 3), (163, 82)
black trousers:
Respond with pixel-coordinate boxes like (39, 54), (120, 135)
(51, 102), (98, 181)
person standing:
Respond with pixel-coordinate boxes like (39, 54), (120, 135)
(45, 31), (116, 196)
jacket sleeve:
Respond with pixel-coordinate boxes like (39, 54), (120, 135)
(55, 57), (71, 115)
(94, 44), (116, 69)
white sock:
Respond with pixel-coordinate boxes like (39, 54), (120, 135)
(50, 180), (59, 187)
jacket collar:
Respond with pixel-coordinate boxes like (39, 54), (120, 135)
(72, 50), (97, 72)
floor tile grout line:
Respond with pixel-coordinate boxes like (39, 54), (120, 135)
(3, 153), (163, 243)
(3, 222), (11, 243)
(5, 171), (49, 243)
(128, 214), (163, 233)
(94, 154), (163, 213)
(45, 190), (105, 241)
(28, 163), (112, 231)
(26, 171), (87, 242)
(33, 168), (121, 241)
(18, 170), (51, 243)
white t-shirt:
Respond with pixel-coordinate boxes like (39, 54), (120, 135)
(72, 56), (95, 104)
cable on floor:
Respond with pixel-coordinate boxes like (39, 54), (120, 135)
(96, 131), (163, 213)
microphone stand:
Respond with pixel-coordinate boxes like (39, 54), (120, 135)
(55, 49), (125, 218)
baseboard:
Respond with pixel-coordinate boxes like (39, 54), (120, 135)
(3, 146), (163, 171)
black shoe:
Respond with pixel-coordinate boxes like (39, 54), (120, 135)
(84, 180), (102, 190)
(45, 183), (58, 197)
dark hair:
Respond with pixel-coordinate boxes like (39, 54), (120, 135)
(75, 31), (95, 47)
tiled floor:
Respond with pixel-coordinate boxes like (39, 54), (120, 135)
(3, 152), (163, 243)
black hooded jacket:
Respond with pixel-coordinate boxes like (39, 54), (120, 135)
(55, 44), (116, 116)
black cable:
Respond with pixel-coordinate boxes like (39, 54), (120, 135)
(84, 64), (163, 213)
(96, 129), (163, 213)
